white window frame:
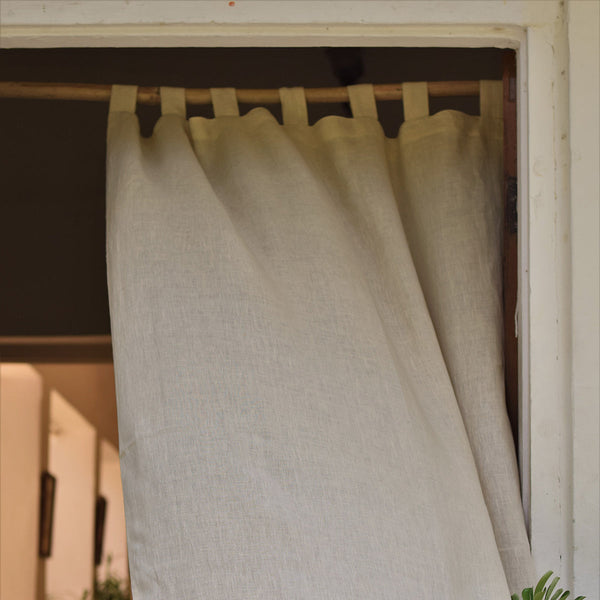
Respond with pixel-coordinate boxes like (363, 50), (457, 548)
(2, 1), (597, 594)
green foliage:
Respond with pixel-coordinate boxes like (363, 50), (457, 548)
(91, 573), (131, 600)
(511, 571), (585, 600)
(81, 555), (131, 600)
(81, 563), (590, 600)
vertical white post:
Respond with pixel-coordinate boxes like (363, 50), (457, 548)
(0, 364), (43, 600)
(526, 9), (574, 586)
(46, 390), (97, 600)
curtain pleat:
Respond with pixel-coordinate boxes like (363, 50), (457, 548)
(106, 83), (533, 599)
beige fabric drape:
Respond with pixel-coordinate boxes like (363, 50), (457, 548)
(107, 82), (533, 599)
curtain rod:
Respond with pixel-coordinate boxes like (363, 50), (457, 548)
(0, 81), (484, 105)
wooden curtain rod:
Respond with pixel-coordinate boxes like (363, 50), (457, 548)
(0, 80), (483, 105)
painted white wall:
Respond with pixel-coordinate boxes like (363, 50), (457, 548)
(0, 364), (43, 600)
(98, 439), (128, 584)
(1, 1), (598, 595)
(568, 2), (600, 597)
(46, 390), (96, 600)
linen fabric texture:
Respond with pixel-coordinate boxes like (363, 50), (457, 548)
(106, 82), (534, 599)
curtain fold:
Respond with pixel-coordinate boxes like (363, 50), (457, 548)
(106, 82), (533, 599)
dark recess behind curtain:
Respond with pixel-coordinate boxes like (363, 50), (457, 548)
(0, 47), (502, 335)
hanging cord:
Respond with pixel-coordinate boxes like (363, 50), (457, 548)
(0, 80), (483, 104)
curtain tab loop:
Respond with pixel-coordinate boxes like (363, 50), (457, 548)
(402, 82), (429, 121)
(109, 85), (138, 114)
(480, 80), (503, 120)
(160, 87), (186, 118)
(210, 88), (240, 117)
(348, 84), (378, 119)
(279, 87), (308, 125)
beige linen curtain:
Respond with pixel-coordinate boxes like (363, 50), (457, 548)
(106, 81), (533, 599)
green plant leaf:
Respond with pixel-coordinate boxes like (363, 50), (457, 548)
(545, 577), (561, 599)
(535, 571), (554, 600)
(511, 571), (586, 600)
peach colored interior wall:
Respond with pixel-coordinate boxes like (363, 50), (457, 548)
(98, 439), (128, 582)
(0, 364), (42, 600)
(35, 363), (118, 447)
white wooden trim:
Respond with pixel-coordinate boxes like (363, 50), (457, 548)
(0, 23), (524, 49)
(0, 0), (563, 28)
(525, 15), (573, 584)
(516, 37), (532, 534)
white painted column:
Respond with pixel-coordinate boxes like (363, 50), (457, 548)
(0, 364), (43, 600)
(46, 390), (97, 600)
